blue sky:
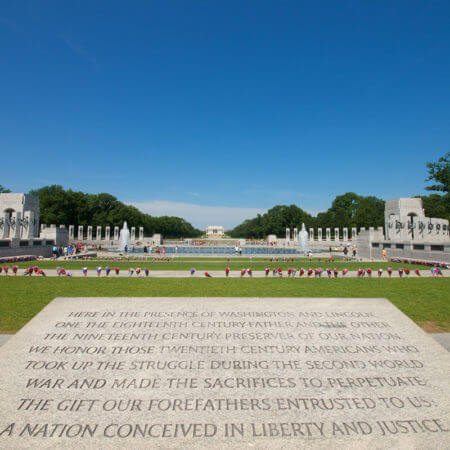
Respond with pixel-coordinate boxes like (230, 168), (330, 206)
(1, 1), (449, 228)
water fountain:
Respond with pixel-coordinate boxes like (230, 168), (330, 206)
(118, 221), (130, 251)
(298, 223), (310, 254)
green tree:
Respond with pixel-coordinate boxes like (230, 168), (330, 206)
(425, 152), (449, 193)
(315, 193), (385, 230)
(230, 193), (386, 238)
(353, 196), (385, 228)
(29, 185), (202, 238)
(230, 205), (314, 238)
(0, 185), (11, 193)
(418, 194), (450, 222)
(325, 192), (361, 228)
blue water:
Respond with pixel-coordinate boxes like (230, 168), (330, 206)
(109, 247), (317, 255)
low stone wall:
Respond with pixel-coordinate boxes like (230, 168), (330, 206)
(358, 239), (449, 263)
(372, 242), (449, 263)
(0, 244), (53, 258)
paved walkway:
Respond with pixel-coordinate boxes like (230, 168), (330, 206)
(1, 269), (447, 278)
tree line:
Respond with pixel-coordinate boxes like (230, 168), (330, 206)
(229, 153), (449, 238)
(28, 185), (203, 238)
(1, 153), (448, 239)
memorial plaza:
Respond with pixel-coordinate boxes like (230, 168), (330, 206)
(1, 3), (449, 446)
(1, 199), (449, 449)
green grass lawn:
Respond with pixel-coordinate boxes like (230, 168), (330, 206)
(0, 277), (448, 333)
(3, 258), (430, 271)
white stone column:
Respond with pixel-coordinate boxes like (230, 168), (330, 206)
(23, 211), (35, 239)
(377, 226), (383, 235)
(318, 228), (322, 241)
(343, 227), (348, 242)
(30, 211), (39, 238)
(360, 227), (366, 233)
(326, 228), (331, 241)
(139, 227), (144, 241)
(78, 225), (84, 241)
(309, 228), (313, 241)
(352, 227), (357, 239)
(114, 226), (119, 241)
(87, 226), (93, 241)
(96, 226), (102, 241)
(131, 227), (136, 242)
(334, 227), (339, 242)
(18, 213), (26, 238)
(41, 224), (46, 232)
(0, 213), (10, 239)
(105, 226), (110, 241)
(369, 227), (374, 233)
(286, 228), (290, 242)
(11, 212), (21, 239)
(69, 225), (75, 241)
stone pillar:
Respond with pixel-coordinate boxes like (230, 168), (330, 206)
(96, 226), (102, 241)
(23, 211), (35, 239)
(16, 213), (24, 238)
(352, 227), (357, 240)
(105, 226), (110, 241)
(293, 228), (298, 242)
(78, 225), (83, 241)
(69, 225), (75, 241)
(87, 226), (93, 241)
(33, 211), (40, 238)
(369, 227), (374, 233)
(131, 227), (136, 242)
(334, 227), (339, 242)
(114, 226), (119, 241)
(318, 228), (322, 241)
(139, 227), (144, 241)
(41, 224), (46, 232)
(309, 228), (313, 241)
(0, 213), (10, 239)
(11, 212), (21, 239)
(326, 228), (331, 241)
(50, 224), (56, 229)
(286, 228), (290, 242)
(377, 226), (383, 235)
(360, 227), (366, 233)
(343, 227), (348, 242)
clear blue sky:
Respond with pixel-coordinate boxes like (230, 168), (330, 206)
(1, 1), (449, 228)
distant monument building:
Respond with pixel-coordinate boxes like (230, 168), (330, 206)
(205, 225), (225, 237)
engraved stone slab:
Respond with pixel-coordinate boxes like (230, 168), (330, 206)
(0, 297), (449, 449)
